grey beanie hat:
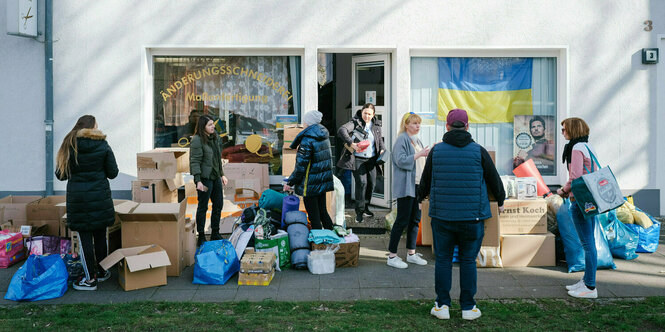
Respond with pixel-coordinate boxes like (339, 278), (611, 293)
(303, 110), (323, 126)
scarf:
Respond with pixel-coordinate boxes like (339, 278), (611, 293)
(562, 135), (588, 166)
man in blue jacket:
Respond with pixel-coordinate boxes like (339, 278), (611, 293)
(418, 109), (505, 321)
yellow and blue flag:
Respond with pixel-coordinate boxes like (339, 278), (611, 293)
(438, 58), (533, 123)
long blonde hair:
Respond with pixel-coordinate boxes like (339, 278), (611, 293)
(56, 115), (96, 178)
(398, 113), (422, 134)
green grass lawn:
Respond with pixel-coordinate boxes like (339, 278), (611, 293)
(1, 297), (663, 331)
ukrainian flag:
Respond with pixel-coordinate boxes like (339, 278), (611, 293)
(438, 58), (533, 123)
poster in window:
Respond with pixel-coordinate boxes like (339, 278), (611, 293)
(513, 115), (556, 176)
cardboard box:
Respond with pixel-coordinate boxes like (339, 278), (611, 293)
(184, 198), (242, 235)
(420, 199), (433, 246)
(282, 148), (297, 177)
(283, 124), (305, 145)
(0, 196), (42, 223)
(476, 246), (502, 268)
(137, 148), (190, 180)
(132, 174), (184, 203)
(240, 252), (276, 273)
(70, 223), (121, 255)
(311, 241), (360, 267)
(26, 196), (66, 223)
(238, 269), (275, 286)
(501, 232), (555, 267)
(499, 199), (547, 234)
(100, 245), (171, 291)
(183, 219), (196, 267)
(119, 200), (186, 276)
(483, 201), (501, 247)
(223, 163), (269, 201)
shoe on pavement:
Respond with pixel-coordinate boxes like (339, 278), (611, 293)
(430, 302), (450, 320)
(97, 270), (111, 282)
(355, 214), (364, 223)
(406, 253), (428, 265)
(363, 209), (374, 218)
(197, 234), (206, 247)
(210, 232), (223, 241)
(462, 305), (482, 320)
(568, 285), (598, 299)
(565, 279), (585, 291)
(387, 256), (408, 269)
(73, 278), (98, 291)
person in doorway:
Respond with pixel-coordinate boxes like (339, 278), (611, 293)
(284, 110), (335, 230)
(190, 114), (228, 246)
(557, 117), (599, 299)
(418, 109), (505, 320)
(513, 115), (555, 173)
(55, 115), (118, 291)
(336, 103), (386, 223)
(387, 113), (431, 269)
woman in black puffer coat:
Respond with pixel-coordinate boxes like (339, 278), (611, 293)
(284, 110), (334, 230)
(56, 115), (118, 291)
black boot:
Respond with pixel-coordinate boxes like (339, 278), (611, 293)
(197, 234), (207, 247)
(210, 230), (222, 241)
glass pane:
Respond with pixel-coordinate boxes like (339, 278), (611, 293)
(153, 56), (300, 176)
(356, 62), (384, 106)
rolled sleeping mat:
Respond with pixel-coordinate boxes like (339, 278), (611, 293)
(259, 189), (287, 211)
(281, 195), (301, 228)
(284, 210), (308, 226)
(287, 222), (311, 269)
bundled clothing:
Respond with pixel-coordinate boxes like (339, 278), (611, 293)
(55, 128), (118, 281)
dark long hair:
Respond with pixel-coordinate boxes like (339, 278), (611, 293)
(56, 115), (96, 178)
(194, 115), (214, 145)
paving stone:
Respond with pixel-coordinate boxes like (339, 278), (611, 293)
(359, 287), (406, 300)
(277, 288), (320, 301)
(150, 289), (195, 302)
(192, 289), (237, 302)
(402, 287), (435, 300)
(320, 288), (361, 301)
(235, 287), (278, 302)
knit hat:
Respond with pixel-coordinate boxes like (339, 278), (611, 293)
(446, 109), (468, 128)
(303, 110), (323, 126)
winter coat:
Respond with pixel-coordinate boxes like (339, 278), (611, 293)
(55, 129), (119, 232)
(336, 109), (386, 171)
(286, 124), (334, 197)
(189, 133), (224, 184)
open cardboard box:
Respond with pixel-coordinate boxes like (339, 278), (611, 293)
(100, 244), (171, 291)
(0, 195), (42, 224)
(132, 173), (184, 203)
(118, 200), (186, 276)
(136, 148), (189, 180)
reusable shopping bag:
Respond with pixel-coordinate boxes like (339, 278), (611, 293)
(193, 240), (239, 285)
(255, 230), (290, 271)
(570, 147), (624, 218)
(625, 208), (661, 253)
(5, 254), (69, 301)
(603, 212), (638, 260)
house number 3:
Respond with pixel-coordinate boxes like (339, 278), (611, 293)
(644, 20), (653, 31)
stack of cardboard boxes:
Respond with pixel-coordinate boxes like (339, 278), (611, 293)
(0, 196), (45, 237)
(133, 148), (190, 203)
(238, 250), (276, 286)
(499, 198), (554, 267)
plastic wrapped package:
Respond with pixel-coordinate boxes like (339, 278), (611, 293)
(307, 245), (338, 275)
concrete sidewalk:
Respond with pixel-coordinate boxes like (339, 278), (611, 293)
(1, 231), (664, 305)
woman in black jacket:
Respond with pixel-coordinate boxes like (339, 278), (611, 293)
(284, 110), (334, 230)
(337, 103), (386, 222)
(190, 115), (228, 246)
(56, 115), (118, 291)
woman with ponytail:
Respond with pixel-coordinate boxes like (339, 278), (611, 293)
(56, 115), (118, 291)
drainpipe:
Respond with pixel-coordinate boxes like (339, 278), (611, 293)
(44, 0), (54, 196)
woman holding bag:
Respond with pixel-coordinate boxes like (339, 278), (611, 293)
(557, 117), (599, 299)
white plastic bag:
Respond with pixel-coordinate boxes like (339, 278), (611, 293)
(307, 244), (339, 275)
(333, 176), (345, 227)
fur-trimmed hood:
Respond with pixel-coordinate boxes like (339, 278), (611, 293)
(77, 128), (107, 140)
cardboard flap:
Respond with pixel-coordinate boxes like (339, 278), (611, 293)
(125, 250), (171, 272)
(99, 245), (153, 270)
(0, 196), (42, 204)
(119, 201), (183, 222)
(115, 201), (140, 214)
(165, 173), (185, 191)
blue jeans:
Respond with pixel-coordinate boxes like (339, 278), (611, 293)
(570, 200), (597, 287)
(431, 217), (484, 310)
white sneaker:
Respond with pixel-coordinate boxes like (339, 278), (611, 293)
(565, 279), (585, 291)
(462, 305), (482, 320)
(568, 285), (598, 299)
(430, 302), (450, 320)
(406, 253), (428, 265)
(387, 256), (408, 269)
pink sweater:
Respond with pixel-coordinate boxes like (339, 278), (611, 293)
(562, 143), (597, 198)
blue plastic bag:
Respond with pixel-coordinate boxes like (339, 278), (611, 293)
(625, 209), (661, 253)
(602, 212), (639, 260)
(193, 240), (239, 285)
(5, 255), (68, 302)
(556, 199), (616, 272)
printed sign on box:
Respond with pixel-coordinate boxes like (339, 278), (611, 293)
(499, 199), (547, 234)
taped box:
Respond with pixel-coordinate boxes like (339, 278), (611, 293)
(240, 252), (276, 273)
(131, 173), (184, 203)
(238, 269), (275, 286)
(137, 148), (189, 180)
(499, 199), (547, 234)
(100, 244), (171, 291)
(0, 195), (42, 224)
(501, 232), (555, 267)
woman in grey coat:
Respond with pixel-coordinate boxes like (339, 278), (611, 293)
(387, 113), (431, 269)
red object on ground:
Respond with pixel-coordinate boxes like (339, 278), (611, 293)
(513, 159), (552, 197)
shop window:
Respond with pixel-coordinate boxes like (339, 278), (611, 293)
(411, 57), (557, 177)
(153, 56), (301, 176)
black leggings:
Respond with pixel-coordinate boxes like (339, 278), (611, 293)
(78, 229), (107, 281)
(196, 177), (224, 235)
(303, 194), (334, 230)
